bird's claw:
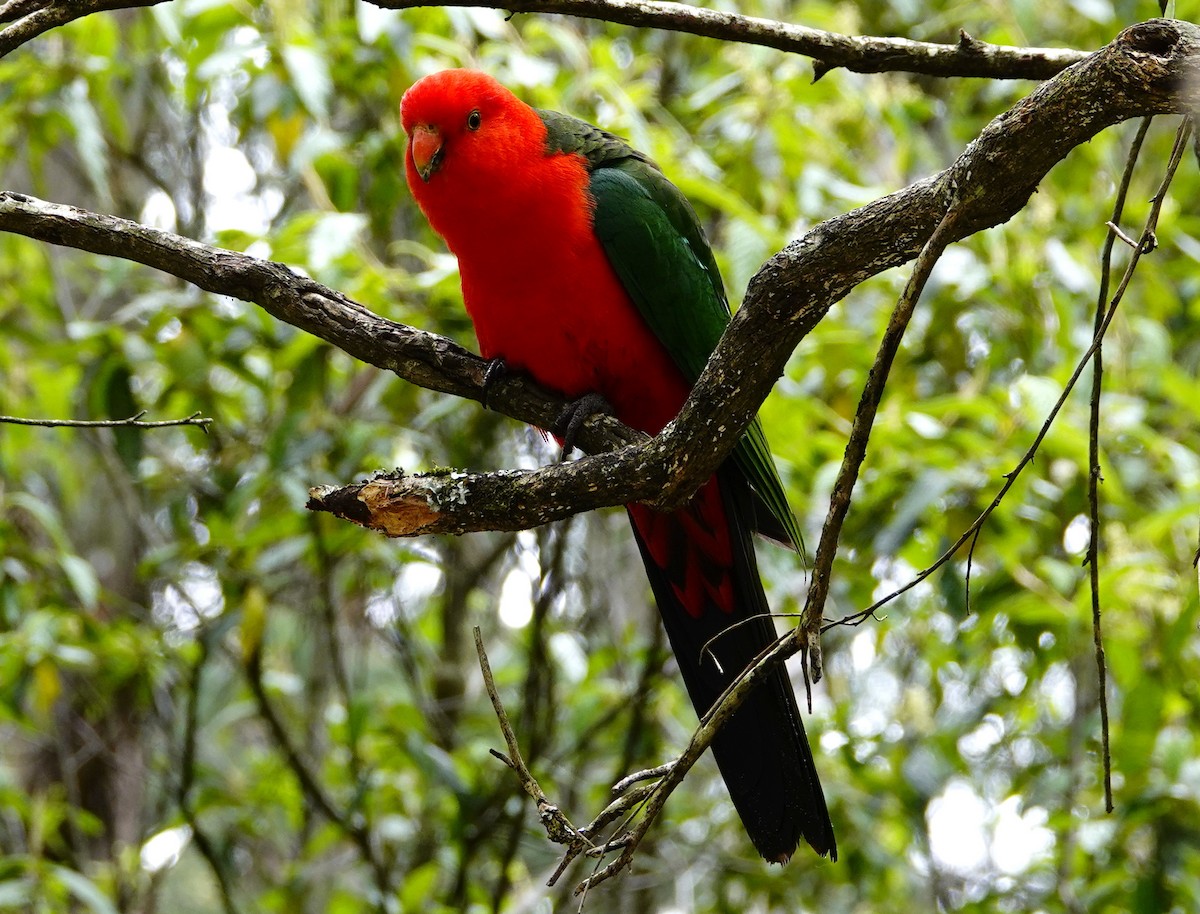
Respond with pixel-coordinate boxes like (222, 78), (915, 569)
(554, 392), (612, 460)
(481, 357), (509, 410)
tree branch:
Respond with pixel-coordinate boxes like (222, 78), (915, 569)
(573, 610), (827, 891)
(0, 0), (166, 57)
(798, 205), (961, 684)
(666, 18), (1198, 514)
(371, 0), (1089, 80)
(1, 0), (1090, 79)
(0, 410), (212, 431)
(472, 627), (594, 862)
(1087, 116), (1155, 816)
(0, 190), (644, 453)
(0, 0), (45, 24)
(306, 19), (1197, 538)
(2, 20), (1198, 544)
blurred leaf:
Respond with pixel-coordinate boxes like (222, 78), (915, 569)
(281, 43), (332, 120)
(30, 659), (61, 717)
(62, 80), (111, 207)
(52, 866), (121, 914)
(58, 555), (100, 611)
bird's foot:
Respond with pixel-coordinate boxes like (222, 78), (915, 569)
(554, 392), (613, 460)
(481, 356), (509, 410)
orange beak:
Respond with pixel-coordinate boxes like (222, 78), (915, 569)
(410, 125), (444, 182)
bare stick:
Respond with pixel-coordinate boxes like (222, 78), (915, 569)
(0, 410), (212, 431)
(371, 0), (1088, 80)
(472, 627), (593, 864)
(799, 205), (961, 685)
(1088, 117), (1154, 814)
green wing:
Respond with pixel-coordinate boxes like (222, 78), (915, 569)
(538, 111), (805, 552)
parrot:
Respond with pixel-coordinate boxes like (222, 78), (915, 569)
(400, 69), (835, 863)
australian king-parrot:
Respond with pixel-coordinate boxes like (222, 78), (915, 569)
(400, 69), (835, 863)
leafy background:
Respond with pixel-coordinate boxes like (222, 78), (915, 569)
(1, 1), (1198, 912)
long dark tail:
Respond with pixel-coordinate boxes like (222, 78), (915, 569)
(627, 464), (836, 862)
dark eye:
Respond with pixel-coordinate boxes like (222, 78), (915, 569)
(466, 109), (482, 131)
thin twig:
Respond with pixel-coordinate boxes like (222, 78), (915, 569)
(543, 783), (654, 889)
(611, 762), (676, 793)
(489, 525), (571, 907)
(570, 614), (839, 892)
(1103, 220), (1141, 249)
(798, 204), (961, 685)
(0, 410), (212, 430)
(474, 618), (664, 890)
(1088, 117), (1153, 814)
(472, 628), (593, 863)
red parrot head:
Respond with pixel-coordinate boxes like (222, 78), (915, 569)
(400, 69), (544, 184)
(399, 68), (596, 259)
(400, 69), (558, 246)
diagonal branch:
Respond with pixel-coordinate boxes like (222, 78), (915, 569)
(658, 18), (1198, 514)
(0, 190), (644, 455)
(797, 205), (961, 684)
(372, 0), (1089, 80)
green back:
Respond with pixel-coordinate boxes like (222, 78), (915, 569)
(538, 110), (804, 552)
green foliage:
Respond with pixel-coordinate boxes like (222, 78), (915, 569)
(2, 1), (1199, 912)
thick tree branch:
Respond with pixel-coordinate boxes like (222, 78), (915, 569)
(2, 20), (1198, 543)
(0, 0), (166, 56)
(0, 0), (44, 24)
(372, 0), (1088, 80)
(306, 460), (657, 537)
(650, 18), (1197, 505)
(0, 190), (644, 454)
